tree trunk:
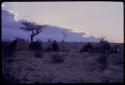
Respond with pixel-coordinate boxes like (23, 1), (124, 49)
(31, 30), (39, 43)
(31, 35), (34, 43)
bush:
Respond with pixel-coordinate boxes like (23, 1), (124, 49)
(15, 39), (29, 50)
(80, 43), (94, 52)
(109, 45), (120, 53)
(29, 41), (43, 58)
(29, 41), (42, 50)
(96, 40), (111, 53)
(8, 40), (17, 55)
(50, 53), (64, 64)
(51, 41), (60, 51)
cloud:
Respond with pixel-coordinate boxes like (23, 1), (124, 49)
(2, 10), (29, 41)
(2, 9), (99, 42)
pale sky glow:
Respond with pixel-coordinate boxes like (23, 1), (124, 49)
(2, 2), (123, 43)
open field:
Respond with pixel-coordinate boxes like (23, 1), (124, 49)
(2, 42), (124, 83)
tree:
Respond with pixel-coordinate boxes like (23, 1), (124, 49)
(52, 40), (60, 51)
(98, 35), (111, 53)
(99, 35), (106, 42)
(20, 20), (44, 43)
(80, 42), (94, 52)
(61, 32), (67, 51)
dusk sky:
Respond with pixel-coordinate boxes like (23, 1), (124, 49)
(2, 2), (123, 43)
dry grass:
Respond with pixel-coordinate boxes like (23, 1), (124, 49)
(2, 42), (123, 83)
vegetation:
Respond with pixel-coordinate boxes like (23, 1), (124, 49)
(29, 41), (42, 51)
(2, 39), (123, 83)
(97, 40), (111, 53)
(46, 40), (61, 52)
(8, 39), (17, 56)
(80, 42), (94, 52)
(51, 40), (60, 51)
(2, 16), (123, 83)
(29, 41), (43, 58)
(20, 20), (44, 43)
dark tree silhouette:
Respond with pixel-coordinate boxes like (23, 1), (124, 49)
(80, 42), (94, 52)
(29, 41), (42, 50)
(98, 35), (111, 53)
(110, 45), (120, 53)
(8, 40), (17, 56)
(99, 35), (106, 41)
(47, 39), (52, 51)
(61, 32), (67, 51)
(20, 20), (44, 42)
(29, 41), (43, 58)
(96, 35), (111, 72)
(52, 40), (60, 51)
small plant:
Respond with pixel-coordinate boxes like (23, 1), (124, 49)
(50, 53), (64, 64)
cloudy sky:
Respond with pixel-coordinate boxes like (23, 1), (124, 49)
(2, 2), (123, 43)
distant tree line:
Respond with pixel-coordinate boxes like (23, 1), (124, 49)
(6, 37), (120, 54)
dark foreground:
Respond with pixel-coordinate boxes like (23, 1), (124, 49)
(2, 41), (124, 83)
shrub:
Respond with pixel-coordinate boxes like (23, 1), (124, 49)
(29, 41), (43, 58)
(15, 39), (29, 50)
(46, 44), (52, 52)
(80, 43), (94, 52)
(96, 40), (111, 53)
(29, 41), (42, 50)
(109, 45), (120, 53)
(8, 40), (17, 55)
(51, 41), (60, 51)
(95, 35), (111, 53)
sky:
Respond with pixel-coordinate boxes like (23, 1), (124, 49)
(2, 2), (124, 43)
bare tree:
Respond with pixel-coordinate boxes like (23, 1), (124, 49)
(20, 20), (44, 43)
(97, 35), (111, 53)
(99, 35), (106, 42)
